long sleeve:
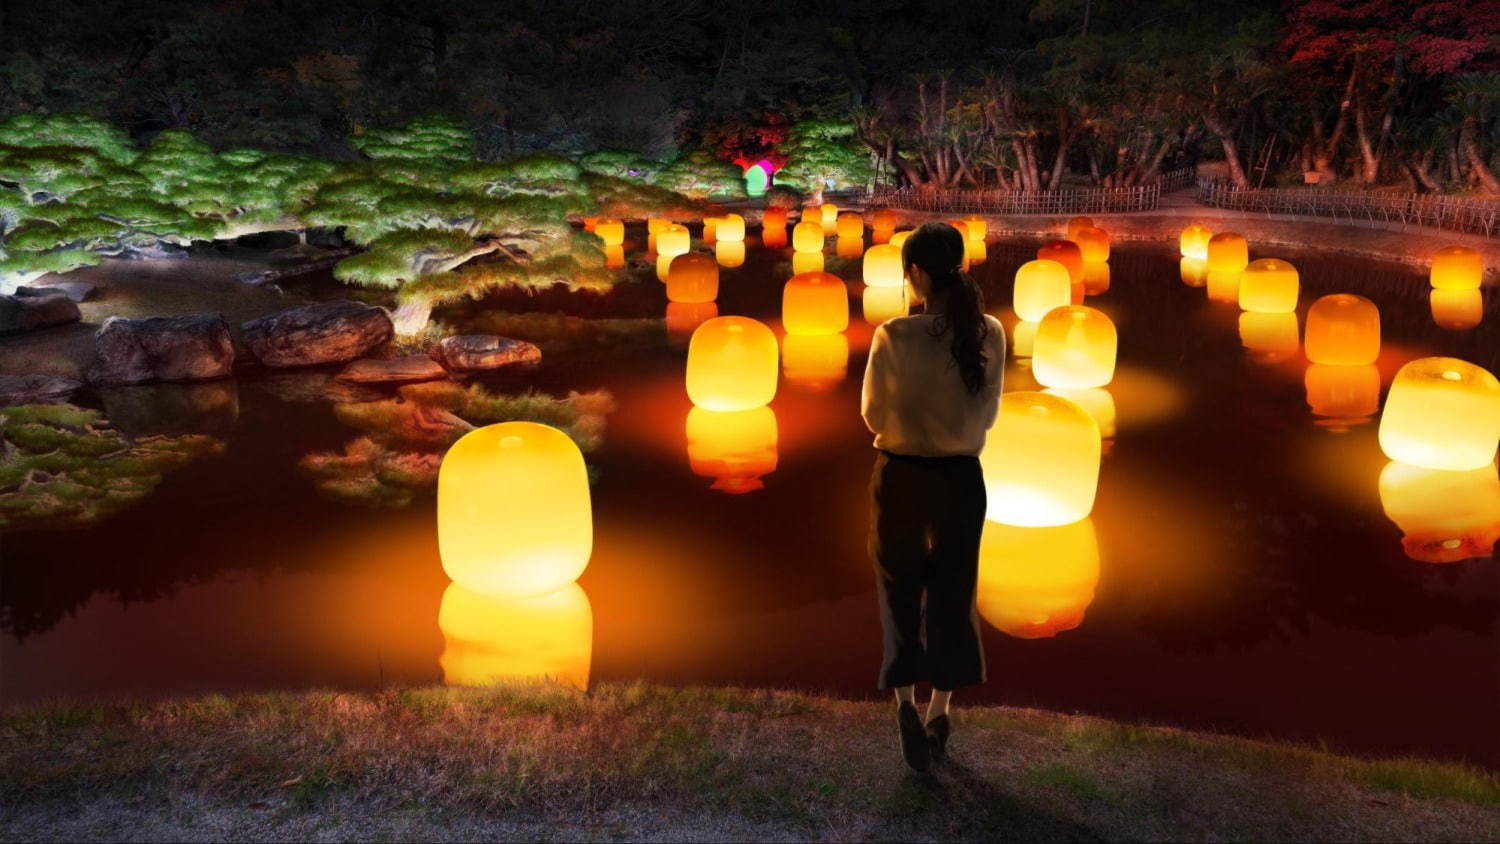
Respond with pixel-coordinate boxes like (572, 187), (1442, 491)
(861, 324), (893, 437)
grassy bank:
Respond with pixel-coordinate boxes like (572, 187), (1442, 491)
(2, 682), (1497, 842)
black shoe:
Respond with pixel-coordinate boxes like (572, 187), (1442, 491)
(926, 714), (950, 759)
(898, 702), (931, 772)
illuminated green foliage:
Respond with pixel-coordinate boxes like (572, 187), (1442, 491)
(775, 120), (872, 197)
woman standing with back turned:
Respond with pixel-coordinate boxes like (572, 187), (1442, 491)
(860, 222), (1005, 772)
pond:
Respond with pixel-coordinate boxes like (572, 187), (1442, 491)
(3, 226), (1497, 769)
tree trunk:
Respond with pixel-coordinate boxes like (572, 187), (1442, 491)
(1354, 97), (1380, 184)
(1460, 115), (1500, 194)
(1202, 113), (1250, 189)
(1406, 150), (1441, 193)
(391, 299), (433, 336)
(1047, 109), (1071, 191)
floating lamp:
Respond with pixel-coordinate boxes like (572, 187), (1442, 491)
(1206, 269), (1241, 304)
(1430, 289), (1482, 330)
(872, 209), (898, 231)
(1304, 363), (1380, 425)
(1082, 262), (1110, 295)
(947, 220), (969, 242)
(717, 213), (745, 242)
(686, 316), (779, 411)
(962, 216), (987, 242)
(1239, 258), (1299, 313)
(1033, 306), (1117, 389)
(820, 203), (838, 228)
(715, 240), (745, 267)
(976, 518), (1099, 639)
(701, 216), (719, 244)
(744, 163), (769, 197)
(863, 243), (904, 288)
(647, 218), (672, 235)
(793, 220), (824, 252)
(686, 406), (778, 494)
(581, 216), (599, 231)
(836, 212), (863, 240)
(863, 285), (908, 325)
(1305, 294), (1379, 365)
(802, 205), (823, 228)
(889, 230), (912, 248)
(1011, 320), (1039, 357)
(666, 252), (719, 303)
(1037, 240), (1084, 283)
(966, 238), (988, 267)
(666, 301), (718, 342)
(1075, 227), (1110, 263)
(836, 235), (865, 260)
(783, 271), (849, 335)
(1379, 357), (1500, 471)
(1179, 224), (1212, 260)
(1378, 460), (1500, 563)
(1044, 387), (1116, 438)
(1207, 232), (1248, 273)
(792, 250), (824, 275)
(657, 224), (690, 258)
(594, 218), (624, 246)
(1179, 257), (1208, 287)
(655, 255), (673, 282)
(439, 582), (592, 690)
(1013, 259), (1073, 321)
(782, 332), (850, 390)
(1238, 312), (1300, 362)
(438, 421), (592, 598)
(603, 245), (625, 270)
(1430, 245), (1482, 290)
(980, 391), (1101, 526)
(763, 207), (789, 229)
(1066, 216), (1094, 243)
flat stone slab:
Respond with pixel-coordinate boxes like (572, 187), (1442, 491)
(0, 292), (81, 334)
(0, 374), (83, 406)
(337, 355), (448, 384)
(437, 334), (542, 372)
(241, 301), (393, 368)
(87, 314), (236, 385)
(21, 281), (97, 302)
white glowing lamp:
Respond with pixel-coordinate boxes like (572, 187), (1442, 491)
(1378, 357), (1500, 471)
(793, 220), (824, 252)
(1179, 224), (1211, 260)
(717, 213), (745, 242)
(863, 243), (904, 288)
(1013, 259), (1073, 321)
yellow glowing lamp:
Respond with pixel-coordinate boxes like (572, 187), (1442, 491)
(647, 218), (672, 235)
(793, 220), (824, 252)
(1378, 461), (1500, 563)
(1207, 232), (1248, 273)
(1430, 245), (1482, 290)
(763, 207), (788, 229)
(1033, 306), (1117, 389)
(863, 285), (908, 325)
(686, 316), (779, 411)
(655, 254), (673, 282)
(686, 406), (778, 494)
(836, 235), (865, 260)
(439, 582), (592, 690)
(1180, 257), (1208, 287)
(889, 230), (912, 248)
(1206, 269), (1241, 304)
(594, 218), (624, 247)
(1305, 294), (1380, 365)
(1075, 227), (1110, 263)
(717, 213), (745, 242)
(1379, 357), (1500, 471)
(715, 240), (745, 267)
(962, 215), (987, 241)
(1239, 258), (1299, 313)
(657, 224), (690, 258)
(863, 243), (904, 288)
(1037, 240), (1084, 283)
(966, 238), (988, 268)
(782, 332), (850, 390)
(976, 519), (1099, 639)
(666, 301), (718, 342)
(1066, 216), (1094, 243)
(980, 391), (1101, 526)
(1011, 319), (1039, 357)
(1305, 363), (1380, 423)
(666, 252), (719, 303)
(1082, 262), (1110, 295)
(438, 421), (592, 598)
(872, 209), (898, 231)
(603, 245), (626, 270)
(1431, 289), (1482, 330)
(782, 271), (849, 335)
(1179, 224), (1212, 260)
(836, 212), (863, 240)
(820, 203), (838, 228)
(947, 220), (969, 242)
(1044, 387), (1116, 438)
(1238, 312), (1300, 362)
(1013, 259), (1073, 321)
(701, 216), (719, 243)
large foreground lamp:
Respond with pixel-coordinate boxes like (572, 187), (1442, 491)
(783, 271), (849, 335)
(1378, 460), (1500, 563)
(686, 316), (779, 411)
(1430, 245), (1482, 290)
(1239, 258), (1299, 313)
(1013, 260), (1073, 321)
(1305, 294), (1380, 365)
(1378, 357), (1500, 471)
(686, 405), (778, 493)
(980, 391), (1101, 526)
(976, 518), (1099, 639)
(1032, 305), (1117, 389)
(439, 582), (592, 689)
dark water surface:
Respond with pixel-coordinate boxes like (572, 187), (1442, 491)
(4, 231), (1497, 768)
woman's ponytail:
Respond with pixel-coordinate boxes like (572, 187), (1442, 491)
(901, 222), (990, 394)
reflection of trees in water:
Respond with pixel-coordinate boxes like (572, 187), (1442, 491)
(299, 381), (614, 508)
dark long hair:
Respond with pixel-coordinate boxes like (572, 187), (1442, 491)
(901, 222), (990, 394)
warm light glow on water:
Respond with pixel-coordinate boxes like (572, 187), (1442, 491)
(977, 519), (1099, 639)
(1430, 289), (1482, 330)
(1379, 461), (1500, 564)
(685, 405), (779, 493)
(439, 581), (592, 690)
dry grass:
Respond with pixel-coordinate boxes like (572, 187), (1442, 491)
(1, 682), (1497, 842)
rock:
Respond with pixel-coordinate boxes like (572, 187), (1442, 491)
(100, 381), (240, 437)
(0, 292), (81, 334)
(241, 301), (393, 368)
(232, 269), (277, 286)
(21, 281), (97, 302)
(0, 374), (83, 406)
(337, 355), (448, 384)
(87, 314), (236, 385)
(436, 335), (542, 372)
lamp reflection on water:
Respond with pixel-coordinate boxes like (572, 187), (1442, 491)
(439, 581), (592, 690)
(1011, 319), (1039, 357)
(1430, 289), (1482, 330)
(782, 332), (849, 390)
(1206, 269), (1241, 304)
(1180, 257), (1208, 287)
(762, 226), (788, 250)
(1304, 363), (1380, 429)
(715, 240), (746, 268)
(836, 236), (864, 260)
(1239, 312), (1300, 362)
(1378, 460), (1500, 564)
(666, 301), (718, 342)
(603, 245), (626, 270)
(685, 405), (778, 493)
(976, 518), (1100, 639)
(792, 250), (825, 275)
(1083, 262), (1109, 295)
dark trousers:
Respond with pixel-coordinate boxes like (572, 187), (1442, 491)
(869, 450), (987, 691)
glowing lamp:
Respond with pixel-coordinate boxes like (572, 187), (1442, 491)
(1206, 269), (1241, 304)
(966, 238), (988, 268)
(782, 271), (849, 335)
(745, 163), (769, 196)
(1044, 387), (1116, 438)
(1305, 294), (1379, 365)
(793, 220), (824, 252)
(655, 254), (673, 282)
(976, 519), (1099, 639)
(717, 213), (745, 242)
(1082, 262), (1110, 295)
(1430, 246), (1482, 290)
(1378, 357), (1500, 471)
(1238, 312), (1300, 362)
(863, 243), (904, 288)
(1075, 227), (1109, 263)
(1431, 289), (1482, 330)
(1011, 319), (1039, 357)
(1179, 224), (1212, 260)
(594, 218), (624, 246)
(763, 207), (788, 229)
(686, 316), (779, 411)
(666, 301), (718, 342)
(657, 224), (690, 258)
(947, 220), (969, 241)
(686, 406), (778, 494)
(1207, 232), (1248, 273)
(820, 203), (838, 228)
(1239, 258), (1299, 313)
(666, 252), (719, 303)
(1304, 363), (1379, 424)
(582, 216), (599, 231)
(802, 204), (822, 225)
(872, 209), (898, 231)
(1013, 259), (1073, 321)
(1378, 461), (1500, 563)
(792, 250), (825, 275)
(980, 391), (1101, 526)
(439, 582), (592, 690)
(702, 216), (719, 243)
(1033, 306), (1117, 389)
(836, 235), (864, 260)
(1066, 216), (1094, 243)
(872, 229), (892, 245)
(1037, 240), (1084, 283)
(782, 332), (849, 389)
(836, 212), (863, 240)
(647, 218), (672, 235)
(603, 245), (626, 270)
(962, 216), (987, 241)
(438, 421), (592, 598)
(1179, 257), (1208, 287)
(762, 226), (788, 249)
(863, 286), (908, 325)
(715, 240), (745, 267)
(889, 230), (912, 248)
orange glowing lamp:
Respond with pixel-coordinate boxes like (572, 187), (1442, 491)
(762, 226), (788, 250)
(666, 252), (719, 303)
(1305, 363), (1380, 424)
(647, 218), (672, 235)
(439, 582), (592, 690)
(1037, 240), (1084, 283)
(966, 238), (987, 268)
(1238, 312), (1300, 362)
(763, 207), (788, 229)
(581, 216), (599, 231)
(782, 332), (850, 390)
(594, 218), (624, 247)
(1430, 246), (1482, 290)
(889, 230), (912, 248)
(863, 285), (908, 325)
(1305, 294), (1380, 365)
(976, 519), (1099, 639)
(872, 209), (898, 231)
(962, 215), (987, 241)
(1033, 306), (1117, 389)
(947, 220), (969, 242)
(1430, 289), (1483, 330)
(438, 421), (592, 598)
(863, 243), (904, 288)
(783, 271), (850, 335)
(1378, 357), (1500, 471)
(836, 212), (863, 240)
(1239, 258), (1299, 313)
(1075, 227), (1109, 263)
(1206, 269), (1241, 304)
(793, 220), (824, 252)
(686, 406), (778, 494)
(603, 245), (625, 270)
(1013, 259), (1073, 321)
(1082, 262), (1110, 295)
(1207, 232), (1248, 273)
(686, 316), (779, 411)
(1179, 257), (1208, 287)
(836, 235), (864, 260)
(1066, 216), (1095, 243)
(717, 213), (745, 242)
(980, 391), (1101, 527)
(1179, 224), (1212, 260)
(701, 216), (720, 243)
(1378, 461), (1500, 563)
